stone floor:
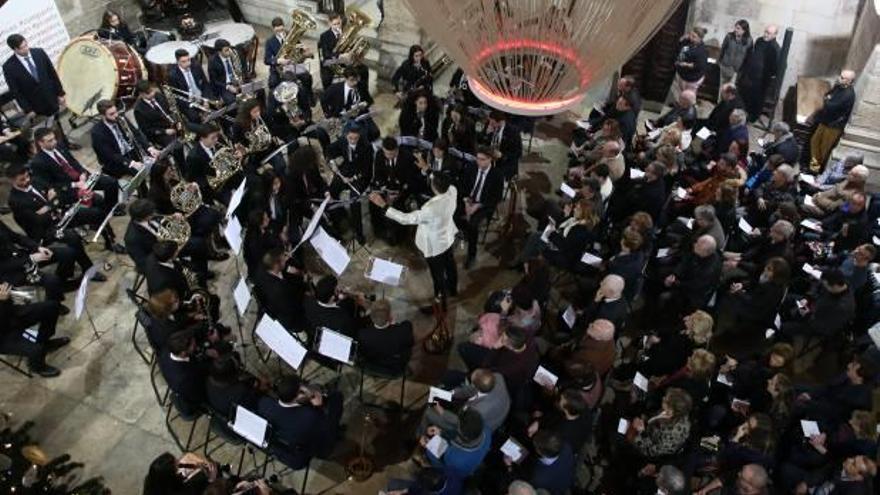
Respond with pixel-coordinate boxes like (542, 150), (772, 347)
(0, 3), (795, 493)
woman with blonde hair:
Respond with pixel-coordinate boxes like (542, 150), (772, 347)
(628, 387), (693, 458)
(652, 348), (717, 405)
(515, 198), (600, 269)
(636, 310), (713, 379)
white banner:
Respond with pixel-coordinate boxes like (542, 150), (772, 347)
(0, 0), (70, 94)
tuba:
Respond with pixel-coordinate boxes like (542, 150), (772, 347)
(332, 7), (371, 76)
(278, 9), (317, 65)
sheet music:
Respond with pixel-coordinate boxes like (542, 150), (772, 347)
(292, 197), (330, 254)
(428, 387), (453, 404)
(802, 263), (823, 280)
(738, 217), (753, 234)
(559, 182), (577, 198)
(540, 223), (554, 243)
(629, 168), (645, 179)
(233, 277), (251, 316)
(231, 406), (269, 447)
(800, 420), (821, 437)
(500, 438), (526, 463)
(580, 252), (603, 267)
(765, 328), (776, 339)
(677, 217), (694, 229)
(617, 418), (629, 434)
(800, 174), (817, 186)
(426, 435), (448, 458)
(695, 127), (712, 140)
(367, 258), (404, 286)
(800, 219), (822, 232)
(633, 372), (649, 392)
(224, 216), (243, 255)
(533, 366), (558, 388)
(774, 313), (781, 329)
(804, 195), (816, 208)
(674, 187), (688, 200)
(309, 226), (350, 276)
(317, 327), (354, 363)
(562, 305), (577, 328)
(75, 266), (99, 320)
(716, 373), (734, 386)
(255, 315), (308, 370)
(226, 178), (247, 219)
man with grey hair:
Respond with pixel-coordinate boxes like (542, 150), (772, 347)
(694, 204), (726, 249)
(507, 480), (537, 495)
(762, 121), (799, 164)
(724, 219), (794, 278)
(815, 151), (863, 188)
(717, 107), (749, 156)
(738, 24), (780, 121)
(705, 82), (744, 135)
(805, 164), (869, 217)
(662, 234), (721, 315)
(656, 465), (686, 494)
(655, 89), (698, 129)
(809, 69), (857, 172)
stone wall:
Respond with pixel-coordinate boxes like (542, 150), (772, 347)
(55, 0), (143, 36)
(689, 0), (861, 99)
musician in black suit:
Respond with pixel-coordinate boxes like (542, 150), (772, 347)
(207, 39), (245, 106)
(285, 145), (330, 233)
(133, 81), (179, 147)
(253, 249), (307, 334)
(399, 90), (440, 142)
(458, 147), (504, 268)
(91, 99), (159, 179)
(391, 45), (433, 99)
(370, 137), (417, 243)
(2, 34), (65, 120)
(265, 17), (315, 103)
(144, 240), (192, 299)
(124, 199), (211, 279)
(0, 111), (30, 165)
(413, 139), (461, 202)
(0, 282), (66, 377)
(167, 48), (215, 123)
(302, 275), (369, 341)
(318, 13), (344, 89)
(257, 375), (344, 470)
(30, 128), (120, 218)
(7, 165), (118, 273)
(184, 124), (236, 206)
(0, 219), (67, 305)
(322, 67), (374, 118)
(327, 124), (373, 243)
(480, 110), (522, 180)
(157, 329), (208, 415)
(442, 104), (477, 154)
(357, 299), (414, 375)
(97, 10), (137, 45)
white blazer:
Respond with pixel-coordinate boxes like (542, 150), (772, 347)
(385, 185), (458, 258)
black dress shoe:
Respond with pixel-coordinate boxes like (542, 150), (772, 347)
(46, 337), (71, 351)
(91, 272), (108, 282)
(30, 364), (61, 378)
(59, 305), (71, 316)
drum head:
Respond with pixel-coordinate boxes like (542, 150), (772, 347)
(58, 37), (118, 116)
(146, 41), (199, 65)
(205, 22), (255, 47)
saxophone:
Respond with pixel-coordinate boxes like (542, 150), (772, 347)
(278, 9), (317, 65)
(160, 85), (196, 143)
(332, 7), (371, 76)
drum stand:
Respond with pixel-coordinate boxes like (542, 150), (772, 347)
(345, 411), (375, 482)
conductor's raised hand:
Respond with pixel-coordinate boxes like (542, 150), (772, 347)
(368, 192), (386, 208)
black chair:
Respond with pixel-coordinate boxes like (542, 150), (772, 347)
(201, 401), (245, 460)
(126, 288), (154, 365)
(0, 353), (32, 378)
(358, 359), (409, 411)
(164, 392), (205, 453)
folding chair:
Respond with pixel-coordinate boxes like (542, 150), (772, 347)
(358, 361), (408, 411)
(126, 289), (154, 365)
(0, 354), (32, 378)
(164, 392), (205, 453)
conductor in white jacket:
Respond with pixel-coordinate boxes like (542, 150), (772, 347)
(369, 173), (458, 305)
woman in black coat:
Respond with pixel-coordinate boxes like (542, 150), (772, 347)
(398, 89), (441, 142)
(391, 45), (433, 96)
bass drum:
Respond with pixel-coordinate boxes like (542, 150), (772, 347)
(57, 35), (147, 116)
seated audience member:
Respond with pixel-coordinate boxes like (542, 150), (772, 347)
(813, 152), (863, 189)
(637, 310), (714, 379)
(775, 269), (855, 343)
(723, 220), (794, 279)
(504, 430), (575, 495)
(564, 318), (616, 376)
(628, 387), (693, 459)
(420, 409), (491, 493)
(482, 326), (541, 398)
(716, 257), (790, 335)
(802, 164), (868, 218)
(526, 388), (594, 454)
(499, 284), (542, 338)
(420, 368), (510, 436)
(257, 375), (344, 469)
(357, 298), (414, 375)
(653, 90), (698, 130)
(694, 463), (770, 495)
(794, 355), (876, 425)
(660, 235), (722, 317)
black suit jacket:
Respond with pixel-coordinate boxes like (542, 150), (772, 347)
(29, 148), (87, 200)
(257, 397), (331, 469)
(321, 81), (373, 117)
(442, 116), (477, 154)
(371, 148), (418, 198)
(167, 65), (215, 101)
(184, 143), (218, 199)
(8, 187), (54, 241)
(90, 119), (149, 178)
(125, 222), (157, 271)
(134, 96), (176, 145)
(0, 220), (38, 280)
(357, 322), (414, 375)
(481, 123), (522, 170)
(2, 48), (64, 116)
(158, 351), (207, 408)
(399, 108), (439, 142)
(253, 269), (306, 332)
(207, 53), (243, 95)
(327, 137), (373, 186)
(317, 29), (339, 64)
(461, 164), (504, 209)
(303, 297), (357, 339)
(144, 254), (190, 298)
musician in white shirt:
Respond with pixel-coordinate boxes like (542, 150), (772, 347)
(369, 173), (459, 306)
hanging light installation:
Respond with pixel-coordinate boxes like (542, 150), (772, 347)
(402, 0), (682, 115)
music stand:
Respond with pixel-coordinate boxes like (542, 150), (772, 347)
(75, 266), (107, 342)
(313, 327), (358, 384)
(363, 257), (407, 299)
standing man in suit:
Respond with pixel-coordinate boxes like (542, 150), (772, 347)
(481, 111), (522, 180)
(91, 100), (159, 179)
(357, 299), (414, 375)
(369, 172), (460, 307)
(207, 39), (244, 106)
(737, 25), (779, 123)
(369, 137), (416, 243)
(318, 13), (344, 90)
(168, 49), (215, 124)
(2, 34), (77, 149)
(265, 17), (315, 104)
(257, 375), (344, 470)
(458, 147), (504, 269)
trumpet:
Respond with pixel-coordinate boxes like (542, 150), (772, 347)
(163, 85), (220, 113)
